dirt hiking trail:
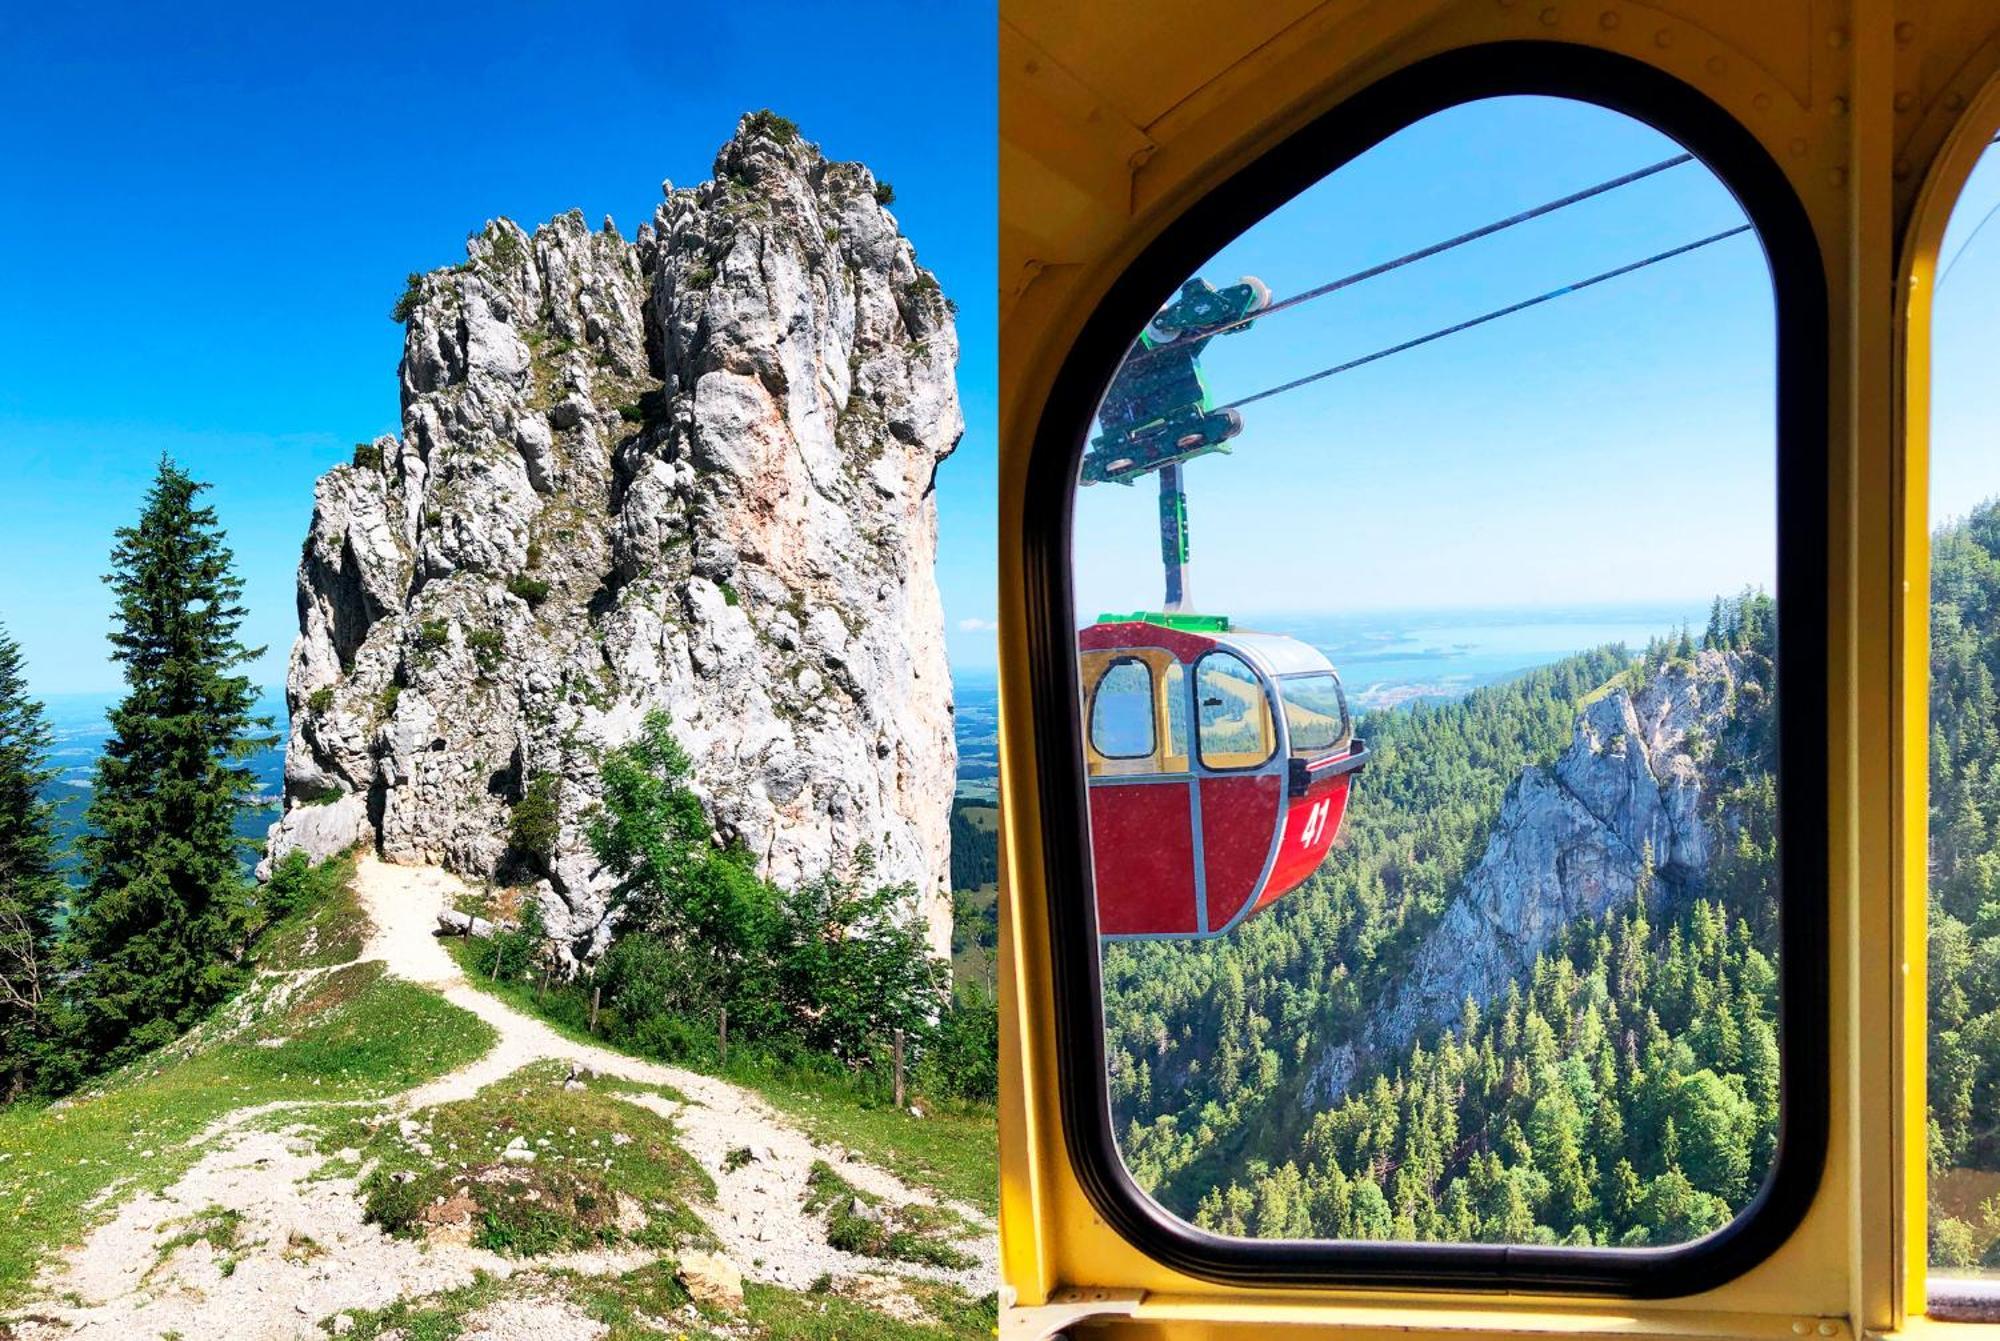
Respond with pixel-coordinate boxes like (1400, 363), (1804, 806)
(13, 855), (993, 1340)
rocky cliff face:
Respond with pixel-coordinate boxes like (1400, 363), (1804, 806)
(263, 114), (961, 957)
(1308, 647), (1754, 1102)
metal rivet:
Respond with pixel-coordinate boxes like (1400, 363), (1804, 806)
(1829, 166), (1847, 187)
(1791, 137), (1810, 156)
(1654, 27), (1673, 47)
(1946, 91), (1967, 111)
(1895, 21), (1916, 44)
(1707, 55), (1726, 75)
(1792, 1326), (1810, 1337)
(1754, 92), (1772, 110)
(1599, 10), (1620, 29)
(1819, 1326), (1839, 1338)
(1540, 6), (1560, 25)
(1831, 95), (1849, 116)
(1024, 59), (1039, 75)
(1895, 91), (1916, 113)
(1829, 27), (1848, 48)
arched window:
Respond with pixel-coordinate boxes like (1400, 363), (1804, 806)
(1090, 657), (1157, 760)
(1920, 126), (2000, 1322)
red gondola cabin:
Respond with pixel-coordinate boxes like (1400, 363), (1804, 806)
(1079, 615), (1368, 939)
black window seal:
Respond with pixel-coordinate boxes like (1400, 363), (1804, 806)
(1280, 670), (1354, 758)
(1194, 648), (1277, 771)
(1018, 40), (1829, 1298)
(1089, 655), (1159, 761)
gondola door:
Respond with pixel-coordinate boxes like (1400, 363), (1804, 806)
(1189, 648), (1289, 935)
(1082, 648), (1203, 937)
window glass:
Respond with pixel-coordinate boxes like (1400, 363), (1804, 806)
(1196, 651), (1273, 769)
(1927, 135), (2000, 1311)
(1073, 96), (1782, 1254)
(1092, 658), (1156, 760)
(1283, 673), (1351, 756)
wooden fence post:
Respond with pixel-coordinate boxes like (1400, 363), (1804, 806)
(893, 1027), (906, 1110)
(589, 982), (601, 1034)
(718, 1005), (729, 1068)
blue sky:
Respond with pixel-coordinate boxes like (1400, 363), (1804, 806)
(1934, 142), (2000, 523)
(0, 0), (996, 696)
(1075, 96), (1782, 620)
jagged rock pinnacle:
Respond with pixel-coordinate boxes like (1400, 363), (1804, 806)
(264, 113), (962, 958)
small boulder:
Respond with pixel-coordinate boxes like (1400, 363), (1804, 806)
(677, 1251), (744, 1310)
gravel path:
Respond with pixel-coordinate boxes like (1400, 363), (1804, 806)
(14, 855), (993, 1339)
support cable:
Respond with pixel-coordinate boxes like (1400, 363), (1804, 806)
(1199, 153), (1696, 338)
(1215, 224), (1754, 413)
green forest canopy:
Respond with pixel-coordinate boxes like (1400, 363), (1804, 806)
(1100, 591), (1784, 1249)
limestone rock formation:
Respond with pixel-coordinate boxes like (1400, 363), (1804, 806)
(1309, 647), (1756, 1103)
(264, 113), (961, 956)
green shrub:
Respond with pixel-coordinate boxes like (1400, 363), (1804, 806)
(484, 223), (524, 272)
(802, 1161), (974, 1269)
(741, 109), (800, 145)
(525, 539), (543, 569)
(390, 271), (424, 323)
(916, 983), (999, 1104)
(509, 773), (561, 868)
(718, 582), (740, 608)
(506, 575), (551, 608)
(377, 683), (401, 716)
(682, 261), (716, 290)
(417, 620), (450, 653)
(467, 628), (504, 674)
(586, 711), (952, 1073)
(351, 442), (383, 470)
(306, 686), (335, 714)
(873, 181), (896, 206)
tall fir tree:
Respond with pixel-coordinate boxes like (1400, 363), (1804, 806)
(0, 623), (65, 1100)
(63, 457), (270, 1074)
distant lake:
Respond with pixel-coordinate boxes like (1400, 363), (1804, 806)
(43, 688), (288, 792)
(1242, 603), (1716, 710)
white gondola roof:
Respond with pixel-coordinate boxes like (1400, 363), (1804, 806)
(1222, 630), (1338, 679)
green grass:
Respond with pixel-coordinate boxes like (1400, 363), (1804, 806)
(443, 938), (998, 1215)
(745, 1279), (996, 1340)
(0, 963), (495, 1309)
(254, 849), (372, 971)
(326, 1259), (996, 1341)
(350, 1061), (712, 1258)
(329, 1270), (509, 1341)
(801, 1161), (977, 1269)
(147, 1208), (245, 1280)
(741, 1066), (995, 1216)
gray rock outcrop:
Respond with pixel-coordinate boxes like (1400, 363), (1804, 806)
(1308, 647), (1753, 1103)
(263, 114), (961, 956)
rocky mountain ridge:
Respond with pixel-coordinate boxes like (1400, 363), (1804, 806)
(1307, 646), (1756, 1103)
(264, 112), (961, 957)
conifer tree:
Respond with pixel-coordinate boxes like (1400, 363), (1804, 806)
(63, 457), (270, 1074)
(0, 623), (65, 1099)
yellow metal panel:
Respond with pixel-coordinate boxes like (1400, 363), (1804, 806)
(999, 0), (2000, 1333)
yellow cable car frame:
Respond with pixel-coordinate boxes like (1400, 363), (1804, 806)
(998, 2), (2000, 1336)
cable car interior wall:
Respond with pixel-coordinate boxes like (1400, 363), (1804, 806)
(998, 3), (2000, 1338)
